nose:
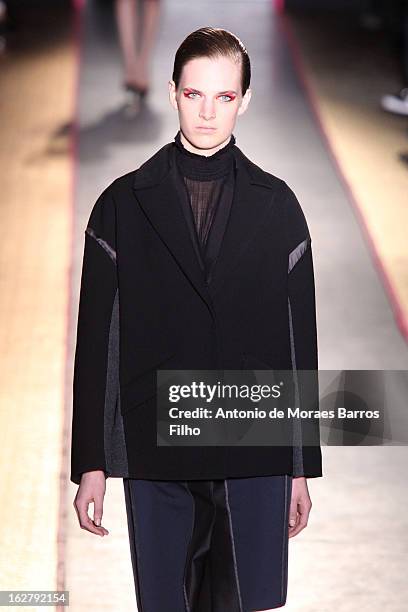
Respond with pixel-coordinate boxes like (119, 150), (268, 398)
(199, 98), (216, 121)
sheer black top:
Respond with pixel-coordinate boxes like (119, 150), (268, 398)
(173, 130), (236, 283)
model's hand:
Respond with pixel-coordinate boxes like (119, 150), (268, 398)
(73, 470), (109, 537)
(288, 476), (312, 538)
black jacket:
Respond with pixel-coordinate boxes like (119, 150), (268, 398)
(70, 140), (323, 485)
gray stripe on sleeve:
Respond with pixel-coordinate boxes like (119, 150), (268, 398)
(288, 297), (304, 477)
(288, 237), (310, 274)
(86, 225), (117, 263)
(104, 288), (129, 478)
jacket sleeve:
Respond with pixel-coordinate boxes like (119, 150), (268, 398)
(70, 185), (118, 485)
(281, 181), (323, 478)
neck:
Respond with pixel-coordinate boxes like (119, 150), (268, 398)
(179, 130), (233, 157)
(173, 129), (235, 181)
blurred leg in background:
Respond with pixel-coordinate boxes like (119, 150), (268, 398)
(114, 0), (161, 99)
(0, 0), (8, 52)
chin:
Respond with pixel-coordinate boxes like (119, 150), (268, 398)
(195, 131), (225, 143)
(188, 133), (214, 148)
(182, 127), (227, 153)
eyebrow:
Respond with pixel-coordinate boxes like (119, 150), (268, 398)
(183, 87), (238, 95)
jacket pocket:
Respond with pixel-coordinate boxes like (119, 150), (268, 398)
(120, 351), (177, 415)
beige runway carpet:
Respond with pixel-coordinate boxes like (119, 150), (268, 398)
(284, 11), (408, 339)
(0, 3), (74, 609)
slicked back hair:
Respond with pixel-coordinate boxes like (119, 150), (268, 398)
(172, 27), (251, 96)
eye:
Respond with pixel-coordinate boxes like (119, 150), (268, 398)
(219, 94), (234, 102)
(184, 91), (200, 99)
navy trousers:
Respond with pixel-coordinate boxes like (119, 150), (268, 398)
(123, 475), (292, 612)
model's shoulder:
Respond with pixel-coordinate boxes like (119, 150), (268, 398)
(250, 164), (296, 200)
(249, 163), (298, 205)
(254, 163), (303, 211)
(106, 169), (138, 194)
(234, 146), (289, 195)
(243, 156), (309, 235)
(107, 142), (172, 195)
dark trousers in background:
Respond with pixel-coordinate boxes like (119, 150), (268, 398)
(123, 474), (292, 612)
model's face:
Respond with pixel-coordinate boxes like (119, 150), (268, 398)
(169, 54), (251, 156)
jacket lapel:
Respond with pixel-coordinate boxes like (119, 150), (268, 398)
(206, 149), (275, 299)
(132, 140), (275, 314)
(133, 144), (215, 316)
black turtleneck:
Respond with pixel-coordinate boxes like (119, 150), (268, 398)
(173, 130), (235, 251)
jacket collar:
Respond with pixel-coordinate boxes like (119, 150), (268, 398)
(132, 140), (276, 318)
(132, 140), (275, 191)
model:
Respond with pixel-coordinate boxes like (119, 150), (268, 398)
(71, 26), (323, 612)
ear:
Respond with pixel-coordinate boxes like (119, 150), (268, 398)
(168, 80), (178, 111)
(238, 87), (252, 116)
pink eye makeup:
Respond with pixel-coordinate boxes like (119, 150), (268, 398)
(219, 92), (236, 102)
(183, 89), (199, 99)
(183, 88), (237, 102)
